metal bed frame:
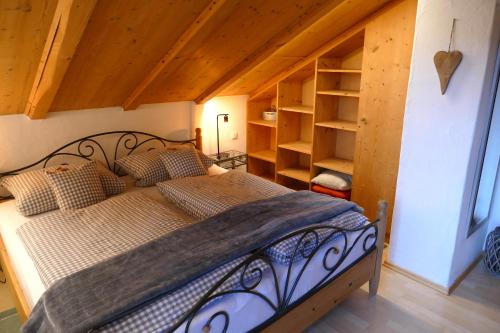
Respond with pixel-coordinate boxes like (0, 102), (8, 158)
(0, 129), (386, 333)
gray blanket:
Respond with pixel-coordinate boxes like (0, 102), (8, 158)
(23, 191), (360, 333)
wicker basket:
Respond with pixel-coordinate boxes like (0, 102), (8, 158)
(484, 227), (500, 277)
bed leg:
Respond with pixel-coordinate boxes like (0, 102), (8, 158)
(369, 200), (387, 297)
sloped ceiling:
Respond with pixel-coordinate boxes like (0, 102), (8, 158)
(0, 0), (391, 118)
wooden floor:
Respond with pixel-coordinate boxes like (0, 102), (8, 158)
(0, 269), (15, 313)
(307, 262), (500, 333)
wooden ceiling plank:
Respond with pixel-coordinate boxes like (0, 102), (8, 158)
(193, 0), (347, 104)
(25, 0), (96, 119)
(249, 0), (400, 100)
(122, 0), (229, 111)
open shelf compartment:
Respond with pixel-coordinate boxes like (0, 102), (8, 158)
(248, 157), (276, 182)
(312, 126), (355, 176)
(277, 61), (315, 116)
(276, 149), (311, 184)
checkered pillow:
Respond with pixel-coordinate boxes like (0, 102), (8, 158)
(159, 150), (208, 179)
(116, 146), (211, 186)
(0, 169), (59, 216)
(45, 161), (106, 210)
(198, 151), (214, 168)
(96, 162), (126, 196)
(115, 149), (170, 187)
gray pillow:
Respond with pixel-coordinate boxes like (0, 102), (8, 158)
(311, 170), (352, 191)
(0, 169), (58, 216)
(159, 150), (208, 179)
(116, 146), (212, 186)
(96, 162), (126, 196)
(45, 161), (106, 210)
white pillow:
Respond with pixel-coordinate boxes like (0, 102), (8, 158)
(208, 164), (229, 176)
(311, 170), (352, 190)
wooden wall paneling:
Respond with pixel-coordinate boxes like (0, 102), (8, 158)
(224, 0), (390, 98)
(25, 0), (97, 119)
(0, 0), (58, 115)
(194, 0), (350, 104)
(122, 0), (230, 110)
(351, 0), (417, 237)
(50, 0), (215, 111)
(138, 0), (332, 105)
(247, 1), (396, 100)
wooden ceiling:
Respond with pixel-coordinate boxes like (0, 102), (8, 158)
(0, 0), (392, 119)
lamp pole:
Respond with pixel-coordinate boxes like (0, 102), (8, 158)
(216, 113), (229, 159)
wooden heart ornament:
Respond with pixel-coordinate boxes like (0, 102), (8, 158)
(434, 51), (463, 94)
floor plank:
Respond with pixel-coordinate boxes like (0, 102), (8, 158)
(306, 262), (500, 333)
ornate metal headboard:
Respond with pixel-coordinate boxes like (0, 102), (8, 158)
(0, 128), (202, 195)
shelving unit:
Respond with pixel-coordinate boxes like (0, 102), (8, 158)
(246, 3), (416, 238)
(275, 62), (315, 187)
(247, 35), (364, 190)
(247, 84), (277, 181)
(312, 30), (364, 185)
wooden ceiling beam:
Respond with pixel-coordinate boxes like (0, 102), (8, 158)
(249, 0), (399, 100)
(193, 0), (347, 104)
(122, 0), (229, 111)
(25, 0), (96, 119)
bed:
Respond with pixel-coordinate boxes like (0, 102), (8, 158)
(0, 129), (386, 333)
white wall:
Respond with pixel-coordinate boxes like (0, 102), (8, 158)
(389, 0), (499, 288)
(0, 102), (193, 171)
(486, 79), (500, 235)
(192, 95), (248, 155)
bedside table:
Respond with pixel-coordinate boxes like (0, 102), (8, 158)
(208, 150), (247, 170)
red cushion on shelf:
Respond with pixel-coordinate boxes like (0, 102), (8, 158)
(311, 184), (351, 200)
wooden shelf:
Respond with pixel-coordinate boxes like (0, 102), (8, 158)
(248, 150), (276, 163)
(314, 158), (354, 175)
(278, 141), (312, 154)
(277, 168), (310, 183)
(315, 120), (358, 132)
(280, 105), (314, 114)
(260, 174), (276, 182)
(317, 69), (362, 74)
(248, 119), (276, 128)
(316, 90), (360, 98)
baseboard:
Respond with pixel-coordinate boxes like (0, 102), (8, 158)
(383, 261), (449, 295)
(384, 253), (483, 295)
(447, 253), (483, 295)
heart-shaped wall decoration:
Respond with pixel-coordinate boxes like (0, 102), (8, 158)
(434, 50), (463, 94)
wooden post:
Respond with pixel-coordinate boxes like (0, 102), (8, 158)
(369, 200), (387, 296)
(195, 128), (203, 151)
